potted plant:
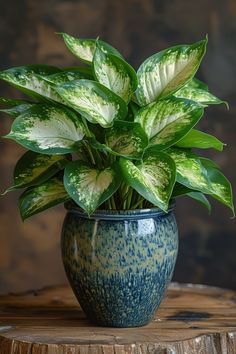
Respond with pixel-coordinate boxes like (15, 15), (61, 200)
(0, 33), (234, 328)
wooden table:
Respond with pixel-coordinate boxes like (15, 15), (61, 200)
(0, 283), (235, 353)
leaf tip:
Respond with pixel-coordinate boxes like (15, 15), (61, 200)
(56, 32), (67, 38)
(19, 208), (27, 222)
(229, 203), (235, 219)
(1, 133), (13, 140)
(1, 188), (10, 196)
(223, 100), (230, 110)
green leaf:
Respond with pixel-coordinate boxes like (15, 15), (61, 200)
(120, 147), (176, 211)
(56, 79), (128, 128)
(19, 177), (70, 220)
(168, 148), (234, 214)
(0, 65), (64, 103)
(188, 191), (211, 212)
(187, 78), (209, 91)
(60, 33), (122, 63)
(105, 120), (148, 159)
(136, 38), (207, 105)
(64, 161), (120, 215)
(174, 86), (226, 107)
(0, 96), (31, 107)
(4, 151), (70, 193)
(93, 45), (138, 103)
(135, 97), (204, 150)
(0, 103), (36, 118)
(176, 129), (225, 151)
(200, 158), (234, 214)
(172, 183), (211, 212)
(5, 104), (85, 154)
(199, 157), (219, 169)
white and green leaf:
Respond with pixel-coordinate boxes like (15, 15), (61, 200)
(4, 151), (70, 193)
(56, 79), (128, 128)
(93, 45), (137, 103)
(135, 97), (204, 150)
(174, 86), (227, 107)
(120, 147), (176, 211)
(168, 148), (234, 214)
(0, 65), (64, 103)
(43, 68), (93, 85)
(64, 161), (120, 215)
(176, 129), (225, 151)
(0, 103), (36, 118)
(5, 104), (85, 154)
(105, 120), (148, 159)
(136, 38), (207, 105)
(60, 33), (122, 63)
(19, 177), (70, 220)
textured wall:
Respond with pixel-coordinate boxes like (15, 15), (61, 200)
(0, 0), (235, 293)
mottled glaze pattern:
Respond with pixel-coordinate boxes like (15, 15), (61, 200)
(61, 205), (178, 327)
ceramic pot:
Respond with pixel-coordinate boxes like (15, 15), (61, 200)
(61, 203), (178, 327)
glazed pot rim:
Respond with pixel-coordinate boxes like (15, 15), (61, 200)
(64, 200), (175, 220)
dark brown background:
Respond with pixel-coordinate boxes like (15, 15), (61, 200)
(0, 0), (235, 293)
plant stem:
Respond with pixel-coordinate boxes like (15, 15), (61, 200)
(83, 141), (95, 164)
(111, 195), (116, 210)
(131, 197), (144, 210)
(107, 199), (112, 210)
(126, 188), (133, 209)
(82, 117), (92, 137)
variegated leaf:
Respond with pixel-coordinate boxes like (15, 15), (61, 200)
(0, 103), (35, 118)
(172, 183), (211, 212)
(180, 79), (228, 106)
(4, 151), (69, 193)
(93, 45), (138, 103)
(0, 65), (64, 103)
(120, 148), (176, 211)
(136, 38), (207, 105)
(135, 97), (203, 150)
(64, 66), (94, 77)
(56, 79), (128, 128)
(168, 148), (234, 214)
(60, 33), (122, 63)
(43, 68), (93, 85)
(64, 161), (120, 214)
(176, 129), (225, 151)
(105, 121), (148, 158)
(19, 177), (70, 220)
(174, 85), (226, 106)
(5, 104), (85, 154)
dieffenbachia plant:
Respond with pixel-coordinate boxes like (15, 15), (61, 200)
(0, 33), (234, 219)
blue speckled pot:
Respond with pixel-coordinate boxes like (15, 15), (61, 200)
(61, 203), (178, 328)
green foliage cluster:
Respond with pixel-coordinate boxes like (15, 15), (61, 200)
(0, 33), (234, 219)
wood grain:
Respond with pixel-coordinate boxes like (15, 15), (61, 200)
(0, 283), (235, 353)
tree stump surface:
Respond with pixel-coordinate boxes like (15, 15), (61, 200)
(0, 283), (235, 354)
